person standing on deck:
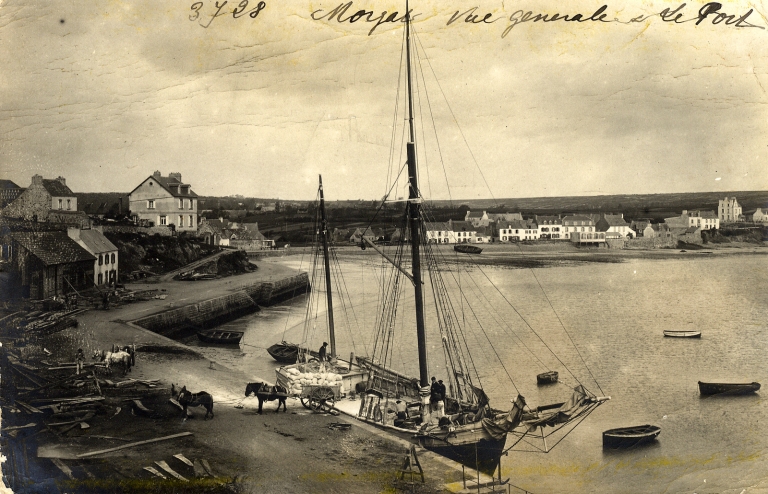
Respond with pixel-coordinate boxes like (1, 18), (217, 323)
(429, 376), (440, 412)
(75, 348), (85, 375)
(436, 380), (446, 418)
(318, 342), (328, 372)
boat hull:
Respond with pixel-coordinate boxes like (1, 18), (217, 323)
(197, 331), (243, 345)
(698, 381), (760, 396)
(603, 425), (661, 448)
(416, 428), (506, 476)
(454, 245), (483, 254)
(537, 371), (558, 385)
(663, 330), (701, 338)
(267, 343), (300, 363)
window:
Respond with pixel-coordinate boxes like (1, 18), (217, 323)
(111, 253), (115, 264)
(179, 215), (184, 227)
(105, 254), (109, 265)
(98, 273), (103, 285)
(179, 199), (184, 209)
(159, 216), (167, 226)
(58, 199), (63, 210)
(189, 215), (193, 227)
(99, 254), (103, 266)
(148, 200), (155, 209)
(67, 199), (71, 210)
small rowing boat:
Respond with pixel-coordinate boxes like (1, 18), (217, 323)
(536, 371), (558, 385)
(698, 381), (760, 396)
(197, 330), (244, 345)
(663, 330), (701, 338)
(602, 424), (661, 448)
(453, 244), (483, 254)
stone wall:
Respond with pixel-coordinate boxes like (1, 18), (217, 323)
(102, 225), (174, 236)
(625, 237), (677, 249)
(132, 272), (310, 336)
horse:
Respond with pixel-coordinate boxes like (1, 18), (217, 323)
(99, 350), (132, 376)
(174, 385), (214, 420)
(245, 382), (288, 414)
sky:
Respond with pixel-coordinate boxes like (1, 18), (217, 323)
(1, 0), (767, 200)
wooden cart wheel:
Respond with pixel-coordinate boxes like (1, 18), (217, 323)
(309, 386), (335, 412)
(300, 396), (311, 409)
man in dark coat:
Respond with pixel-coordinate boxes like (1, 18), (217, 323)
(318, 342), (328, 371)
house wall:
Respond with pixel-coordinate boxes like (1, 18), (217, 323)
(2, 184), (51, 221)
(51, 196), (77, 211)
(93, 250), (118, 286)
(129, 178), (198, 232)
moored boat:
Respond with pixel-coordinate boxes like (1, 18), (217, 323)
(537, 371), (559, 385)
(196, 330), (243, 345)
(603, 424), (661, 448)
(698, 381), (760, 396)
(267, 341), (318, 364)
(663, 330), (701, 338)
(454, 244), (483, 254)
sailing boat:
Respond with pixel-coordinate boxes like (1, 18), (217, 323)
(266, 176), (336, 364)
(341, 1), (610, 477)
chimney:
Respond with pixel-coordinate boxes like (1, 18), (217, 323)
(682, 210), (688, 215)
(153, 170), (162, 178)
(56, 176), (66, 186)
(31, 174), (43, 186)
(67, 227), (81, 241)
(169, 172), (182, 182)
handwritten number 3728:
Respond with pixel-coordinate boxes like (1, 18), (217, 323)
(190, 1), (266, 28)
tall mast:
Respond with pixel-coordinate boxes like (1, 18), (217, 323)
(405, 1), (429, 388)
(318, 175), (336, 358)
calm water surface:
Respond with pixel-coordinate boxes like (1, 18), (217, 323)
(184, 251), (768, 493)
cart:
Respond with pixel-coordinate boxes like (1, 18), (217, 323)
(299, 384), (341, 412)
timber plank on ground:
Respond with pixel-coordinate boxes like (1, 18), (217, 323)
(77, 432), (193, 458)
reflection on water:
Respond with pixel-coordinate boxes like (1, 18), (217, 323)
(191, 253), (768, 493)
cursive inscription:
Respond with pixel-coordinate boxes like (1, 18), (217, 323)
(189, 0), (266, 28)
(310, 2), (418, 35)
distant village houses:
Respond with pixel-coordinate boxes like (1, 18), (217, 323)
(128, 171), (198, 232)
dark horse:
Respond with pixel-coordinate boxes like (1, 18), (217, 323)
(174, 384), (214, 420)
(245, 382), (288, 414)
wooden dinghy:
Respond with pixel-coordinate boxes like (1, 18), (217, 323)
(602, 424), (661, 448)
(536, 371), (558, 385)
(698, 381), (760, 396)
(196, 330), (243, 345)
(267, 341), (318, 363)
(663, 330), (701, 338)
(453, 244), (483, 254)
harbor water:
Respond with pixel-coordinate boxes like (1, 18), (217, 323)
(183, 250), (768, 493)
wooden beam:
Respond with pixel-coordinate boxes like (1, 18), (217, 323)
(77, 432), (193, 458)
(155, 460), (188, 481)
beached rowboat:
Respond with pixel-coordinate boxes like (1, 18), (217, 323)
(196, 330), (243, 345)
(454, 244), (483, 254)
(537, 371), (559, 385)
(602, 425), (661, 448)
(698, 381), (760, 396)
(663, 330), (701, 338)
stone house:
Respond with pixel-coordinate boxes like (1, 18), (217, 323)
(464, 211), (490, 228)
(665, 210), (719, 230)
(425, 222), (456, 244)
(350, 227), (378, 244)
(745, 208), (768, 223)
(498, 220), (538, 242)
(128, 171), (198, 232)
(10, 231), (95, 299)
(451, 220), (478, 243)
(2, 175), (81, 222)
(67, 227), (119, 286)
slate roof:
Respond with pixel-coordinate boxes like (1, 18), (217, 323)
(499, 220), (529, 230)
(425, 222), (451, 232)
(77, 229), (118, 254)
(12, 231), (95, 266)
(535, 215), (561, 224)
(152, 175), (198, 198)
(451, 221), (476, 232)
(466, 211), (484, 218)
(42, 179), (75, 197)
(0, 180), (20, 190)
(599, 214), (629, 226)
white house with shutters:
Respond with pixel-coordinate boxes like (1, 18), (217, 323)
(128, 171), (198, 232)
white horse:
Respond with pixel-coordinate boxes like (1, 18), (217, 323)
(101, 350), (132, 376)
